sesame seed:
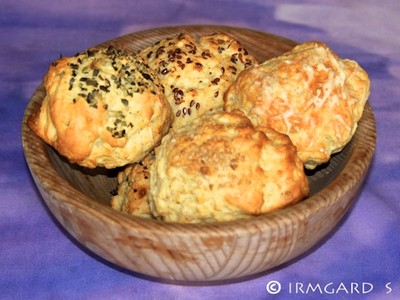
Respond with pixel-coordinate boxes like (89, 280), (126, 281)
(211, 78), (220, 85)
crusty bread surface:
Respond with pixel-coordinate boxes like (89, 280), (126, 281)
(224, 41), (370, 169)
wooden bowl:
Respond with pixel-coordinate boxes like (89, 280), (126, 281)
(21, 25), (376, 283)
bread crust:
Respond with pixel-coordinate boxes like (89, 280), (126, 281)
(224, 41), (370, 169)
(29, 46), (173, 168)
(138, 33), (257, 129)
(110, 151), (155, 218)
(149, 111), (309, 223)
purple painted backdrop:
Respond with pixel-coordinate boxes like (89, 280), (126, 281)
(1, 0), (399, 299)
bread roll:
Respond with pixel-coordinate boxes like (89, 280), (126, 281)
(111, 151), (155, 218)
(224, 41), (370, 169)
(29, 46), (173, 168)
(138, 33), (257, 129)
(149, 111), (309, 223)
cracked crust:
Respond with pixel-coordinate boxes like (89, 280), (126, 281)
(149, 111), (309, 223)
(224, 41), (370, 169)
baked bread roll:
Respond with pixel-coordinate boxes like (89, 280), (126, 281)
(149, 111), (309, 223)
(110, 151), (155, 218)
(29, 46), (173, 168)
(138, 33), (257, 129)
(224, 41), (370, 169)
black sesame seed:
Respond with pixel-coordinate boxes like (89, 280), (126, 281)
(173, 88), (184, 104)
(141, 72), (152, 80)
(69, 78), (75, 90)
(86, 79), (98, 87)
(177, 61), (185, 69)
(87, 92), (94, 101)
(231, 54), (238, 64)
(201, 51), (211, 59)
(86, 49), (96, 57)
(228, 66), (237, 72)
(211, 78), (220, 85)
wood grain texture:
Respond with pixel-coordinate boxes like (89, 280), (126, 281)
(21, 25), (376, 283)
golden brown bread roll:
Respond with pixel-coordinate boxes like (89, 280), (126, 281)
(224, 41), (370, 169)
(149, 111), (309, 223)
(138, 33), (257, 129)
(110, 151), (155, 218)
(29, 46), (173, 168)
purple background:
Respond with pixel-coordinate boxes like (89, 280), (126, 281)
(1, 0), (399, 299)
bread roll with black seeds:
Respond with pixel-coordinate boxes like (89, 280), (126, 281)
(29, 46), (173, 168)
(138, 33), (257, 129)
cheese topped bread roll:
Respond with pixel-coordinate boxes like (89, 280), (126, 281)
(224, 41), (370, 169)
